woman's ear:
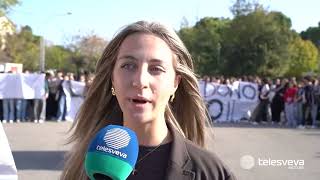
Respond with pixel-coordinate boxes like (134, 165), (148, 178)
(173, 74), (181, 92)
(111, 72), (114, 85)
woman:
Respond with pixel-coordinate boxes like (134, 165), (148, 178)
(61, 21), (236, 180)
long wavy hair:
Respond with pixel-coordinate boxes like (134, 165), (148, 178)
(60, 21), (212, 180)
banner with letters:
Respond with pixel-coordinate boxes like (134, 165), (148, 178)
(62, 80), (260, 122)
(199, 81), (259, 122)
(0, 74), (45, 99)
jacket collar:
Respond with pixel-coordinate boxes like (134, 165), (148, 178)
(165, 123), (195, 180)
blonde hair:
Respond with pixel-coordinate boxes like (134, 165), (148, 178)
(60, 21), (212, 180)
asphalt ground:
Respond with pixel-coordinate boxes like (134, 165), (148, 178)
(2, 121), (320, 180)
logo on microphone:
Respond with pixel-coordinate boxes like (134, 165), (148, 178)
(103, 128), (130, 149)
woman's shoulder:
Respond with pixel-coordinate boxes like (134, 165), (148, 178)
(183, 139), (237, 180)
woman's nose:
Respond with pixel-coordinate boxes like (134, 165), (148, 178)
(132, 66), (149, 89)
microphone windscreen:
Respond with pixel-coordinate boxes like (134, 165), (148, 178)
(85, 125), (139, 180)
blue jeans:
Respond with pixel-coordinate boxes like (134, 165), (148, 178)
(56, 94), (66, 121)
(34, 98), (46, 120)
(2, 99), (14, 121)
(285, 102), (296, 127)
(311, 104), (318, 126)
(295, 102), (304, 126)
(16, 99), (27, 121)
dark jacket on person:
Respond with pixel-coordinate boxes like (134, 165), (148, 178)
(165, 123), (236, 180)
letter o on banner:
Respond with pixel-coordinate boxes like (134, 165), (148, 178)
(207, 99), (223, 120)
(242, 84), (256, 100)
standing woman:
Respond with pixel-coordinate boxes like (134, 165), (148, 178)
(61, 21), (236, 180)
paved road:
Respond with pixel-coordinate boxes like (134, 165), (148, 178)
(2, 121), (320, 180)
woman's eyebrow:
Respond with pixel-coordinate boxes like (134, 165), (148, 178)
(117, 55), (137, 61)
(149, 59), (166, 64)
(118, 55), (167, 64)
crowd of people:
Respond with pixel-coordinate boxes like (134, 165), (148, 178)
(0, 70), (94, 123)
(202, 75), (320, 128)
(1, 70), (320, 129)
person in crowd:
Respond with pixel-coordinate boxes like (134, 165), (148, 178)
(295, 79), (306, 129)
(46, 71), (55, 120)
(33, 72), (49, 123)
(303, 76), (314, 126)
(283, 81), (298, 127)
(2, 98), (14, 123)
(2, 71), (15, 123)
(61, 21), (236, 180)
(56, 75), (68, 122)
(15, 69), (30, 122)
(311, 78), (320, 128)
(79, 74), (86, 83)
(270, 78), (287, 125)
(67, 72), (75, 81)
(251, 78), (270, 125)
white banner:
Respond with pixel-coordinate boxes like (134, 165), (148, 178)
(199, 81), (259, 122)
(0, 74), (45, 99)
(0, 124), (17, 180)
(62, 80), (260, 122)
(62, 80), (85, 122)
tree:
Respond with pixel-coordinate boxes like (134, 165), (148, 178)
(45, 45), (73, 71)
(0, 0), (20, 16)
(179, 17), (230, 75)
(67, 33), (107, 73)
(300, 22), (320, 48)
(4, 25), (40, 71)
(222, 9), (294, 77)
(286, 36), (319, 76)
(230, 0), (263, 17)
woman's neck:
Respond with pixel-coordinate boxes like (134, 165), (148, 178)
(123, 117), (171, 147)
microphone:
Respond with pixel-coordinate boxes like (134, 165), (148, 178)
(85, 125), (139, 180)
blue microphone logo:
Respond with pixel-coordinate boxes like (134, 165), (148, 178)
(85, 125), (139, 180)
(103, 128), (130, 150)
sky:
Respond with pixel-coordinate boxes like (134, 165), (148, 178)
(6, 0), (320, 45)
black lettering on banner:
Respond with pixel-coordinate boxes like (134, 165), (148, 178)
(217, 85), (232, 97)
(242, 84), (256, 100)
(207, 99), (223, 120)
(234, 83), (241, 99)
(204, 83), (217, 98)
(229, 100), (235, 121)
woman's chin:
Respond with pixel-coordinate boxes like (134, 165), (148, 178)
(125, 112), (153, 124)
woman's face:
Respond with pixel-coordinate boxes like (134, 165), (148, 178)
(112, 33), (180, 124)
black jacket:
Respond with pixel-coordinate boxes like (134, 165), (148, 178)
(165, 124), (236, 180)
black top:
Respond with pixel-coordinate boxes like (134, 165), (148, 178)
(127, 142), (172, 180)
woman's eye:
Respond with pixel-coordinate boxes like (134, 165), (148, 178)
(150, 66), (165, 72)
(121, 63), (136, 70)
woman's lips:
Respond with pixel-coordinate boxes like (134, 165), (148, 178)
(128, 97), (152, 109)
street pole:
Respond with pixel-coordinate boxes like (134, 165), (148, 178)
(38, 12), (71, 73)
(39, 36), (45, 72)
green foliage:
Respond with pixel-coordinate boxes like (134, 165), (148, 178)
(67, 34), (107, 73)
(286, 36), (319, 76)
(179, 17), (230, 76)
(4, 26), (40, 71)
(225, 10), (293, 76)
(230, 0), (263, 17)
(1, 25), (107, 73)
(178, 0), (319, 78)
(0, 0), (20, 16)
(45, 45), (72, 71)
(300, 22), (320, 48)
